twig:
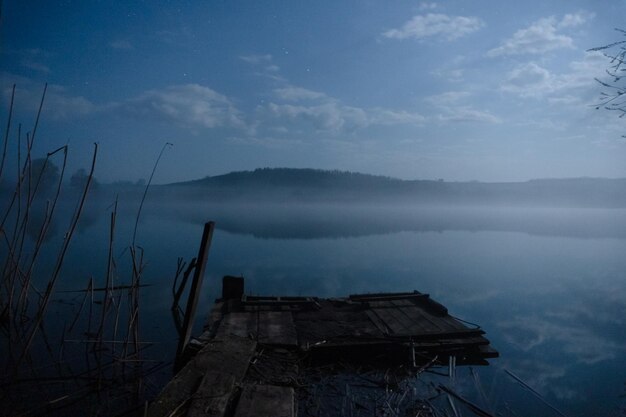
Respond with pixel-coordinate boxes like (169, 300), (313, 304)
(132, 142), (172, 247)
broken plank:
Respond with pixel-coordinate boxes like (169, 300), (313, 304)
(148, 336), (252, 417)
(186, 335), (257, 417)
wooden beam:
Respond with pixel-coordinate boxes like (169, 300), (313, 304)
(176, 221), (215, 368)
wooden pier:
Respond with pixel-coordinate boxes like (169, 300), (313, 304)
(149, 276), (498, 417)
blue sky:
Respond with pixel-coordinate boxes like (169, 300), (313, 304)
(1, 0), (625, 182)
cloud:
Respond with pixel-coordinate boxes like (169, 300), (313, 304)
(241, 55), (427, 134)
(487, 12), (594, 57)
(500, 52), (607, 99)
(558, 10), (595, 29)
(273, 86), (326, 101)
(383, 13), (484, 41)
(110, 40), (134, 50)
(425, 91), (470, 105)
(263, 80), (426, 133)
(240, 54), (284, 81)
(264, 95), (426, 133)
(0, 75), (246, 132)
(266, 102), (368, 132)
(499, 315), (625, 365)
(14, 48), (52, 73)
(370, 108), (426, 125)
(121, 84), (245, 130)
(431, 68), (464, 82)
(239, 54), (273, 65)
(419, 2), (437, 11)
(501, 62), (551, 96)
(437, 107), (501, 123)
(0, 73), (96, 120)
(425, 91), (500, 123)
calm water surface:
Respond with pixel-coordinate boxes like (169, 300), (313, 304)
(29, 198), (626, 416)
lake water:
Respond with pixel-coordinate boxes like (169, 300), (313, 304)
(5, 195), (626, 416)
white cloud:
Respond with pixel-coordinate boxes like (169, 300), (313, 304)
(431, 68), (464, 82)
(0, 73), (96, 120)
(437, 107), (501, 124)
(425, 91), (500, 123)
(121, 84), (244, 130)
(240, 54), (284, 81)
(267, 102), (368, 132)
(501, 62), (551, 96)
(239, 54), (273, 65)
(370, 109), (426, 126)
(425, 91), (470, 105)
(500, 52), (607, 99)
(44, 87), (97, 119)
(260, 71), (428, 133)
(273, 86), (326, 101)
(264, 94), (426, 133)
(110, 40), (134, 50)
(558, 10), (595, 29)
(383, 13), (484, 41)
(419, 2), (437, 11)
(487, 12), (593, 57)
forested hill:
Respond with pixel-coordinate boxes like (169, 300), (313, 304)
(173, 168), (401, 189)
(164, 168), (626, 207)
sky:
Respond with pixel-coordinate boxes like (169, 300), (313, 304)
(1, 0), (626, 183)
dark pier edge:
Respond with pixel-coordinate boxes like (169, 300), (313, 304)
(152, 275), (498, 417)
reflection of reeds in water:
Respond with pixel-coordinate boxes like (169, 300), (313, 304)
(0, 85), (165, 416)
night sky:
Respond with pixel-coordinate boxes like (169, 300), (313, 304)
(1, 1), (625, 183)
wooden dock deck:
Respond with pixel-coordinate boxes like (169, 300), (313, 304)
(149, 276), (498, 417)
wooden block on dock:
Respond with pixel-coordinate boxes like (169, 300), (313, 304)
(233, 384), (294, 417)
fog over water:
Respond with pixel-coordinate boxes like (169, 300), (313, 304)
(6, 185), (622, 416)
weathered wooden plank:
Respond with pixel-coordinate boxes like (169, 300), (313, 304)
(177, 222), (215, 360)
(440, 315), (471, 331)
(349, 292), (428, 302)
(400, 306), (445, 333)
(374, 302), (445, 335)
(257, 311), (298, 346)
(146, 359), (204, 417)
(370, 307), (412, 335)
(401, 306), (447, 333)
(233, 384), (294, 417)
(387, 304), (418, 334)
(390, 304), (433, 334)
(390, 299), (415, 307)
(186, 335), (257, 417)
(216, 312), (257, 339)
(365, 309), (392, 335)
(148, 336), (254, 417)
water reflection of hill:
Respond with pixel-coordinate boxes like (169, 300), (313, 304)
(161, 203), (626, 240)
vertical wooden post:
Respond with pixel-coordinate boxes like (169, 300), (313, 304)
(176, 221), (215, 367)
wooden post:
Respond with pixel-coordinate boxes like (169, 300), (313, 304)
(176, 221), (215, 368)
